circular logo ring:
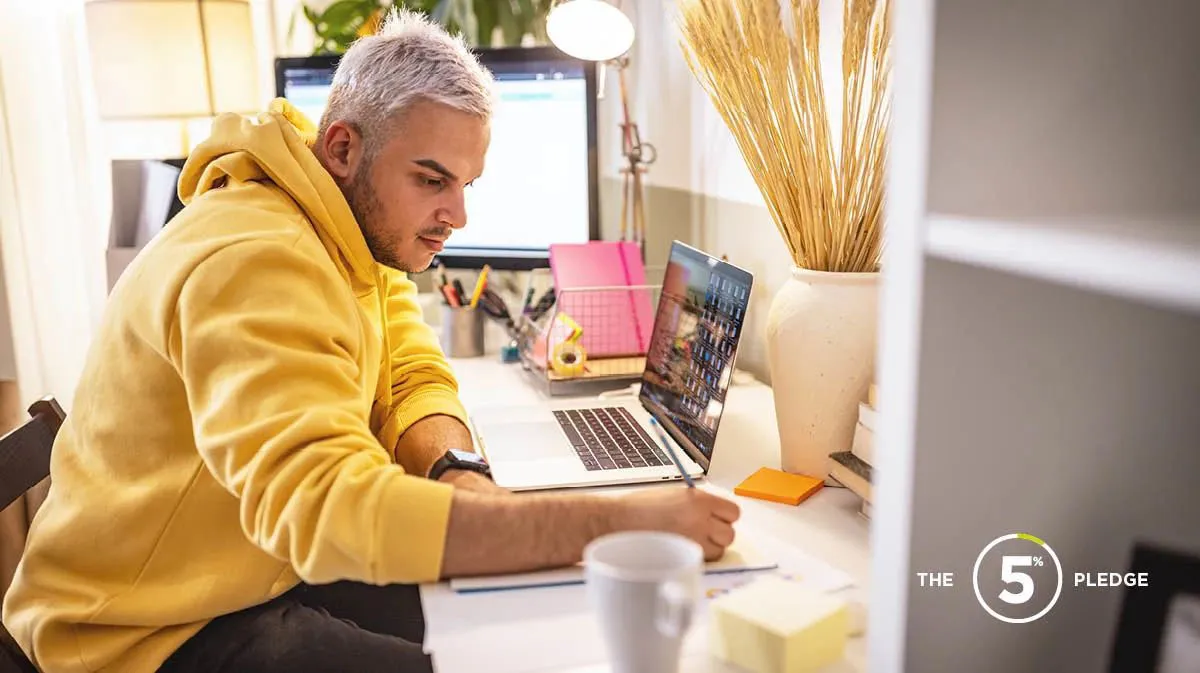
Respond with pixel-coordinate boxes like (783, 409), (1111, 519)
(972, 533), (1063, 624)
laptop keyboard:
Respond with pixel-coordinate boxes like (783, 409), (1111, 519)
(552, 408), (671, 471)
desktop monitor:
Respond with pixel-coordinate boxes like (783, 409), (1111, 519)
(274, 46), (599, 270)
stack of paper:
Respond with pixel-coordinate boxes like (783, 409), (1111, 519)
(450, 538), (776, 593)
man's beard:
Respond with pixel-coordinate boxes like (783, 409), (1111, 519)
(343, 164), (414, 272)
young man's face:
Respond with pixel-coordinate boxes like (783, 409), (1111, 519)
(326, 99), (489, 273)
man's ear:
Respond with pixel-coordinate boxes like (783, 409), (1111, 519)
(318, 120), (364, 181)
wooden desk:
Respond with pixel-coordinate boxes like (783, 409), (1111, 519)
(421, 355), (872, 672)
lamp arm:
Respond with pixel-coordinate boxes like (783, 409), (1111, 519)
(615, 57), (635, 153)
(612, 58), (655, 165)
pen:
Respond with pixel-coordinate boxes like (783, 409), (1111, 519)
(452, 279), (467, 306)
(648, 417), (694, 488)
(440, 283), (461, 308)
(435, 259), (449, 289)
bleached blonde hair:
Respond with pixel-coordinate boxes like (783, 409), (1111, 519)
(318, 8), (494, 151)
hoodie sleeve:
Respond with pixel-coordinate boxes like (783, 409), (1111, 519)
(169, 237), (454, 585)
(376, 269), (470, 455)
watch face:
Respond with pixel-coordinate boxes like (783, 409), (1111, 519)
(450, 449), (486, 465)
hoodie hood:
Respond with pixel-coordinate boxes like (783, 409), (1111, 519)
(178, 98), (377, 292)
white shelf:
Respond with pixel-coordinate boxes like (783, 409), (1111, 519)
(924, 214), (1200, 314)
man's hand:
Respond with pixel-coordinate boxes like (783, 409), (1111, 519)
(438, 469), (508, 495)
(439, 485), (741, 578)
(617, 488), (741, 560)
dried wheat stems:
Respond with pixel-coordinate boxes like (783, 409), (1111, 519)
(678, 0), (891, 272)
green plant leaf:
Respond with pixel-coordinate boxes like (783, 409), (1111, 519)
(430, 0), (453, 26)
(400, 0), (440, 15)
(515, 0), (534, 27)
(455, 0), (478, 45)
(528, 0), (549, 40)
(303, 4), (321, 26)
(497, 0), (522, 45)
(318, 0), (373, 38)
(473, 0), (498, 46)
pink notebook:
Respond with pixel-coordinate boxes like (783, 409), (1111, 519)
(548, 242), (655, 358)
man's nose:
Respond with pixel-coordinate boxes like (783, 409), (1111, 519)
(442, 191), (468, 229)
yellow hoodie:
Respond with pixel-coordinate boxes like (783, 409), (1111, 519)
(3, 100), (467, 672)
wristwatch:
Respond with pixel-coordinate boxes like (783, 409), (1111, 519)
(428, 449), (493, 482)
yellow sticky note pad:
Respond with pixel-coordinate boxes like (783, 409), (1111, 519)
(710, 576), (849, 673)
(734, 467), (823, 506)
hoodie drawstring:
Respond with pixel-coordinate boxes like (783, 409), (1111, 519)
(375, 269), (394, 412)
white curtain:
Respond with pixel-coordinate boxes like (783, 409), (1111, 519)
(0, 0), (112, 412)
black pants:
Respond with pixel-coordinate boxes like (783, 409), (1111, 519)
(158, 581), (434, 673)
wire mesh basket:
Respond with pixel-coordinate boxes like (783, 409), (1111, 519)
(516, 283), (663, 396)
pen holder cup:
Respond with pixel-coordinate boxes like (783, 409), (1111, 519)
(440, 305), (485, 358)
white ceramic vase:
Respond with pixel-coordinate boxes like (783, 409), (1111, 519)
(765, 266), (879, 478)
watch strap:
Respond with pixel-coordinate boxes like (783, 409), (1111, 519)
(428, 450), (492, 481)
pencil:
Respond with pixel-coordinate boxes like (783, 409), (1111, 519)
(468, 265), (490, 309)
(648, 417), (695, 488)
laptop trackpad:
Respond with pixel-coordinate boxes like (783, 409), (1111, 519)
(483, 421), (571, 461)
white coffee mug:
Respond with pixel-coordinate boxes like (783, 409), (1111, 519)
(583, 531), (703, 673)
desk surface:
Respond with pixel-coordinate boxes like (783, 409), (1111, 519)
(422, 356), (872, 673)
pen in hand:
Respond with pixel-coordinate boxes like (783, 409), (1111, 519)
(648, 417), (695, 488)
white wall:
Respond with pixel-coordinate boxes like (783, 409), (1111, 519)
(269, 0), (318, 57)
(620, 0), (845, 202)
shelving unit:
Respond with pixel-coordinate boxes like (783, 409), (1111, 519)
(872, 1), (1200, 672)
(925, 215), (1200, 314)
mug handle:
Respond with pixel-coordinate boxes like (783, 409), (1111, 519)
(655, 579), (696, 638)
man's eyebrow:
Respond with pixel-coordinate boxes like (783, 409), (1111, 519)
(413, 159), (458, 182)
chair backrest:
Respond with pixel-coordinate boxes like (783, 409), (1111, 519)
(0, 396), (65, 673)
(0, 399), (63, 513)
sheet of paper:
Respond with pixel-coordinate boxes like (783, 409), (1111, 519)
(422, 526), (855, 673)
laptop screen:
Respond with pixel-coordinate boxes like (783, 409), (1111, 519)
(640, 242), (754, 465)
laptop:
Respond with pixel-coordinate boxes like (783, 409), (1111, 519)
(471, 241), (754, 491)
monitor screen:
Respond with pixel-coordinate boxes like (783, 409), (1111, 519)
(274, 47), (598, 269)
(639, 242), (754, 465)
(279, 64), (335, 127)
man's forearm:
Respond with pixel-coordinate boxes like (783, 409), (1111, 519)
(440, 491), (625, 578)
(393, 413), (475, 477)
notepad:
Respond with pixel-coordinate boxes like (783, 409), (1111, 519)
(734, 467), (824, 506)
(449, 539), (776, 593)
(547, 241), (655, 358)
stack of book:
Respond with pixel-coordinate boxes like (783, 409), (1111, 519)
(829, 384), (876, 518)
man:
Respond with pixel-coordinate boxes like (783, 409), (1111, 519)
(2, 9), (740, 673)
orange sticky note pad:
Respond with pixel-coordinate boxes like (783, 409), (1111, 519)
(734, 467), (824, 506)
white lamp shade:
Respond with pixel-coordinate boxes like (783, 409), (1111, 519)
(84, 0), (259, 119)
(547, 0), (635, 62)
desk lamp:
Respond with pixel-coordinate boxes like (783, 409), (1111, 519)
(547, 0), (655, 248)
(84, 0), (261, 159)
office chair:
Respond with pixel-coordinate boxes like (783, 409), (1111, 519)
(0, 396), (65, 673)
